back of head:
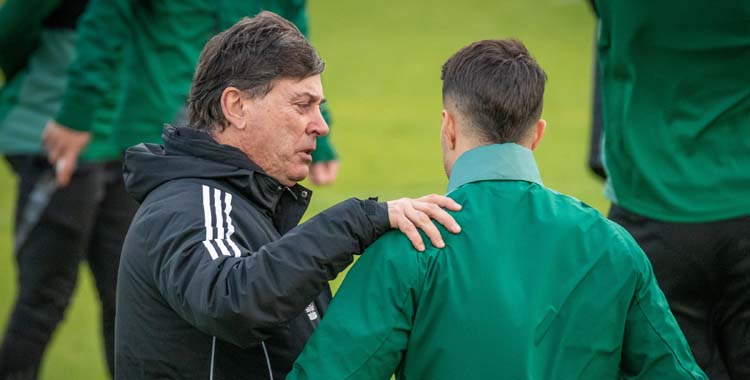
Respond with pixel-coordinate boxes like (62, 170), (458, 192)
(187, 11), (325, 133)
(441, 39), (547, 144)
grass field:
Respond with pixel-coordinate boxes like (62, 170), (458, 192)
(0, 1), (599, 378)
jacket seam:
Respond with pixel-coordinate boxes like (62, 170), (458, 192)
(634, 299), (700, 379)
(342, 257), (423, 379)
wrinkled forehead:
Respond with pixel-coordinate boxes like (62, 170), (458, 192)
(273, 75), (324, 100)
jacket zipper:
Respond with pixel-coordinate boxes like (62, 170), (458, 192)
(261, 341), (274, 380)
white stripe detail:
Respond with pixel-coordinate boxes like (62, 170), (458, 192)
(209, 336), (216, 380)
(201, 186), (242, 260)
(202, 186), (218, 260)
(223, 193), (241, 257)
(214, 239), (231, 257)
(213, 188), (224, 241)
(202, 185), (213, 241)
(261, 341), (274, 380)
(202, 241), (219, 260)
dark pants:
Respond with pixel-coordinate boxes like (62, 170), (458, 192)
(0, 155), (138, 380)
(609, 204), (750, 380)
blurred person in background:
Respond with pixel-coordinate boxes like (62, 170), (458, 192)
(44, 0), (340, 188)
(0, 1), (136, 378)
(115, 12), (461, 379)
(595, 1), (750, 379)
(287, 39), (706, 380)
(1, 0), (340, 379)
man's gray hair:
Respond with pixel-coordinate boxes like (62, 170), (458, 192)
(187, 12), (325, 132)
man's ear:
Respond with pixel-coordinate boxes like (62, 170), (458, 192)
(442, 110), (457, 151)
(220, 87), (247, 130)
(530, 119), (546, 151)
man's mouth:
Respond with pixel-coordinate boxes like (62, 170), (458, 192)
(300, 149), (314, 161)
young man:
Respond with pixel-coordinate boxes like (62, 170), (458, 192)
(287, 39), (706, 380)
(115, 12), (461, 380)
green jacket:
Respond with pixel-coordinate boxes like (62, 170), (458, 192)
(288, 144), (706, 380)
(55, 0), (336, 162)
(597, 0), (750, 222)
(0, 0), (118, 156)
(0, 0), (59, 81)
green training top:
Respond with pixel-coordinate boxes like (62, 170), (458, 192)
(288, 144), (706, 380)
(596, 0), (750, 222)
(55, 0), (337, 162)
(0, 0), (123, 157)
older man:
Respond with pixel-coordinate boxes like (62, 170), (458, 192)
(287, 39), (706, 380)
(115, 12), (461, 380)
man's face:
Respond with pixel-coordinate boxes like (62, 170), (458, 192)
(238, 75), (328, 186)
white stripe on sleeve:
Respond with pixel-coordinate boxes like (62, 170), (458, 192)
(223, 193), (241, 257)
(214, 188), (225, 239)
(202, 240), (219, 260)
(202, 186), (219, 260)
(202, 185), (213, 241)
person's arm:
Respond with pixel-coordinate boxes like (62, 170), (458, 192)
(147, 184), (458, 348)
(288, 231), (429, 380)
(152, 197), (386, 348)
(0, 0), (61, 80)
(618, 230), (707, 380)
(54, 0), (130, 132)
(43, 0), (132, 185)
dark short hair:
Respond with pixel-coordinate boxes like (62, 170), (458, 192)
(441, 39), (547, 144)
(187, 12), (325, 132)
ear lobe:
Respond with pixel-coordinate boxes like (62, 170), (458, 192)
(530, 119), (547, 151)
(442, 110), (457, 150)
(220, 87), (246, 130)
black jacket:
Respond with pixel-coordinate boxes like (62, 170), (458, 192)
(115, 126), (389, 380)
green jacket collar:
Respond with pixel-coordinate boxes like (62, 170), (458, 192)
(447, 143), (543, 193)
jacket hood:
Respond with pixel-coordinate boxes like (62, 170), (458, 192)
(123, 126), (312, 222)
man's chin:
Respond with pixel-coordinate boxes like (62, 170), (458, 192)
(288, 169), (310, 185)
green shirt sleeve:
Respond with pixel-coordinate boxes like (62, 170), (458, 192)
(55, 0), (132, 132)
(288, 232), (427, 380)
(0, 0), (61, 80)
(619, 232), (707, 380)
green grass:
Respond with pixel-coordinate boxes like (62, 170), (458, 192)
(0, 1), (599, 378)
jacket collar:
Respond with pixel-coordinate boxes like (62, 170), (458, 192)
(164, 126), (312, 233)
(446, 143), (543, 193)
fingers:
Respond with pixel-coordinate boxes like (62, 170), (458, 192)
(398, 217), (426, 252)
(309, 164), (322, 185)
(46, 141), (64, 165)
(386, 196), (464, 252)
(56, 156), (76, 187)
(418, 193), (462, 211)
(406, 205), (444, 249)
(309, 161), (340, 186)
(413, 201), (461, 234)
(43, 122), (62, 164)
(42, 121), (90, 186)
(387, 199), (425, 251)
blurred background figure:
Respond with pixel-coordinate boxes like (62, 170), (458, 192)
(43, 0), (339, 188)
(0, 0), (337, 378)
(595, 1), (750, 379)
(0, 1), (137, 379)
(584, 0), (605, 180)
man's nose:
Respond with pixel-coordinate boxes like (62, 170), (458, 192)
(310, 108), (329, 136)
